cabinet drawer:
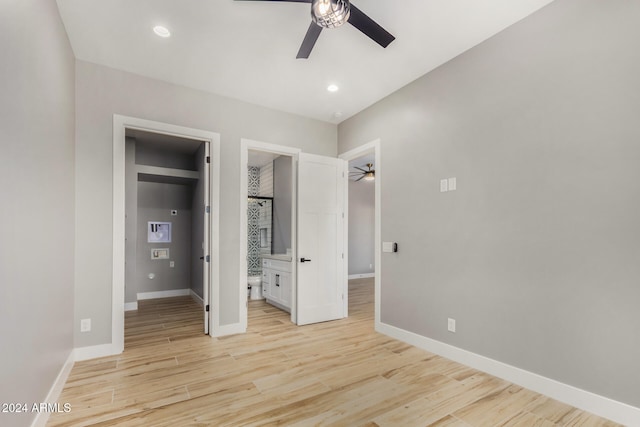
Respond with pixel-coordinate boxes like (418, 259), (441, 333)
(268, 259), (291, 272)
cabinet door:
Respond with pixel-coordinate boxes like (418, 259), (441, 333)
(279, 271), (292, 309)
(269, 270), (280, 302)
(262, 270), (269, 297)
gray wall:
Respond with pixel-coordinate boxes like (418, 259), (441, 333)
(348, 180), (375, 276)
(272, 156), (292, 254)
(74, 61), (337, 347)
(338, 0), (640, 408)
(137, 182), (193, 293)
(0, 1), (75, 426)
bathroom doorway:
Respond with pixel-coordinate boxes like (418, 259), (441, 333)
(240, 140), (299, 329)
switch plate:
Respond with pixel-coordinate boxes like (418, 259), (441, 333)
(448, 177), (457, 191)
(383, 242), (398, 253)
(440, 179), (448, 192)
(447, 318), (456, 333)
(80, 318), (91, 332)
(169, 261), (175, 268)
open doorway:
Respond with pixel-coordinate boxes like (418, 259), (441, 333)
(340, 140), (381, 327)
(123, 129), (209, 341)
(240, 140), (299, 330)
(108, 115), (220, 359)
(240, 139), (349, 332)
(346, 153), (376, 320)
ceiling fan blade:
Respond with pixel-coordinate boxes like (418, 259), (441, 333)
(353, 166), (368, 172)
(297, 22), (322, 59)
(355, 175), (366, 182)
(348, 3), (395, 48)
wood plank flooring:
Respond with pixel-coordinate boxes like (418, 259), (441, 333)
(48, 279), (620, 426)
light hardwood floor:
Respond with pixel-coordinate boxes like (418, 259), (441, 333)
(49, 279), (620, 426)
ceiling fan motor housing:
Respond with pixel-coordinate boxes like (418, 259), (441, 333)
(311, 0), (351, 28)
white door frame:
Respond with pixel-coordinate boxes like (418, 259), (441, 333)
(112, 115), (221, 353)
(240, 139), (300, 331)
(339, 139), (381, 327)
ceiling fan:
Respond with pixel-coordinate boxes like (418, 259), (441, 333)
(350, 163), (375, 181)
(234, 0), (395, 59)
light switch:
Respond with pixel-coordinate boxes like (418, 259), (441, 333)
(448, 177), (457, 191)
(440, 179), (448, 192)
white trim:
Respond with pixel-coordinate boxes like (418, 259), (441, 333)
(137, 289), (190, 300)
(124, 302), (138, 311)
(377, 322), (640, 426)
(190, 289), (204, 307)
(239, 139), (301, 333)
(30, 351), (75, 427)
(74, 343), (120, 362)
(113, 115), (221, 346)
(211, 322), (245, 337)
(348, 273), (375, 279)
(339, 139), (381, 325)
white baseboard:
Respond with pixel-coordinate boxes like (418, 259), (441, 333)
(137, 289), (190, 300)
(376, 322), (640, 426)
(212, 322), (245, 337)
(30, 350), (75, 427)
(73, 343), (121, 362)
(124, 301), (138, 311)
(190, 289), (204, 307)
(348, 273), (375, 279)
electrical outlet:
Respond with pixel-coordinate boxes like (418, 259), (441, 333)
(169, 261), (175, 268)
(369, 263), (373, 269)
(80, 318), (91, 332)
(447, 318), (456, 333)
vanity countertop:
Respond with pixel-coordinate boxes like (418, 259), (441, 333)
(262, 254), (292, 262)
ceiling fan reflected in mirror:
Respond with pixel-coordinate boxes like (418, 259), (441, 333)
(234, 0), (395, 58)
(350, 163), (375, 181)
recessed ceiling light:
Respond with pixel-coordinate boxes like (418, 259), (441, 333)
(153, 25), (171, 38)
(327, 84), (339, 93)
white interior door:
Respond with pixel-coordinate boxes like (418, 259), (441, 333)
(297, 153), (346, 325)
(203, 142), (210, 334)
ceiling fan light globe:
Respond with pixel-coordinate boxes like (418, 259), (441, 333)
(363, 172), (375, 181)
(311, 0), (351, 29)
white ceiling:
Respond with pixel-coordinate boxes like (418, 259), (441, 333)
(56, 0), (554, 123)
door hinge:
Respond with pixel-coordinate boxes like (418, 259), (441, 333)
(342, 212), (344, 218)
(341, 253), (344, 259)
(205, 304), (210, 312)
(205, 255), (210, 262)
(205, 205), (210, 214)
(206, 156), (210, 164)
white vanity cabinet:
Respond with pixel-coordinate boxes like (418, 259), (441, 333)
(262, 255), (292, 312)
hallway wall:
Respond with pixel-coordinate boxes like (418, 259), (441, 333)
(0, 2), (76, 426)
(74, 61), (337, 347)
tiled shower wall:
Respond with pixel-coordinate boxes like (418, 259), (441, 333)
(248, 165), (273, 276)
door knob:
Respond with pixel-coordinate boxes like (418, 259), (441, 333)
(300, 258), (312, 263)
